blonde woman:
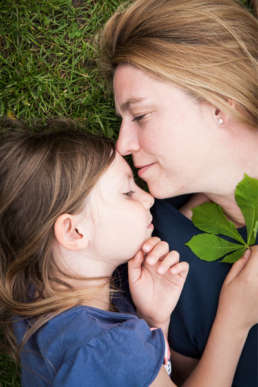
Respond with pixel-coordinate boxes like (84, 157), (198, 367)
(99, 0), (258, 385)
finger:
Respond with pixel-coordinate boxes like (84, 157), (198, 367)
(145, 241), (170, 265)
(157, 250), (180, 274)
(170, 261), (189, 277)
(128, 251), (144, 283)
(224, 249), (251, 284)
(169, 262), (189, 286)
(142, 237), (161, 253)
(238, 245), (258, 277)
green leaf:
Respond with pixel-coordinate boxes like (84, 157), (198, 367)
(254, 221), (258, 240)
(221, 246), (247, 263)
(186, 234), (244, 262)
(192, 202), (245, 244)
(235, 174), (258, 245)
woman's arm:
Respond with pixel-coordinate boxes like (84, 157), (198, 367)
(151, 312), (247, 387)
(152, 247), (258, 386)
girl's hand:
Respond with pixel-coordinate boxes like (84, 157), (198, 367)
(128, 237), (189, 331)
(218, 245), (258, 332)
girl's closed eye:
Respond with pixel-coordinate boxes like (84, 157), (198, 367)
(123, 190), (135, 197)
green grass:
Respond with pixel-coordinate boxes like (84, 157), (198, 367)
(0, 355), (20, 387)
(0, 0), (254, 385)
(0, 0), (124, 138)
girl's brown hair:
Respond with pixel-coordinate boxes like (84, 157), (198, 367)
(0, 123), (115, 361)
(98, 0), (258, 127)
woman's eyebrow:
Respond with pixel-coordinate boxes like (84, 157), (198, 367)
(118, 97), (146, 113)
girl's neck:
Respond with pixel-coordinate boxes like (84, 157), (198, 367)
(83, 281), (111, 311)
(50, 273), (112, 311)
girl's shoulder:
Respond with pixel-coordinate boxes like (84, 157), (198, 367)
(35, 305), (139, 348)
(53, 307), (164, 386)
(17, 306), (165, 386)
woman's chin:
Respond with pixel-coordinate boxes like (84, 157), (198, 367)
(147, 182), (176, 199)
(148, 182), (188, 200)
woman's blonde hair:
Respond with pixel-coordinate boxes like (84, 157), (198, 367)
(0, 122), (115, 361)
(98, 0), (258, 127)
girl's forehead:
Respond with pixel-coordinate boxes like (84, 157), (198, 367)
(96, 152), (132, 188)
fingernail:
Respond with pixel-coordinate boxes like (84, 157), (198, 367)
(143, 244), (151, 252)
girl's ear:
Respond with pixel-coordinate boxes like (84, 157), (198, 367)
(54, 214), (89, 250)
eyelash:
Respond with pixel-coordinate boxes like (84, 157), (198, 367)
(132, 114), (146, 122)
(124, 190), (135, 197)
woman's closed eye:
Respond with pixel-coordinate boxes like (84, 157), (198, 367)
(132, 113), (151, 122)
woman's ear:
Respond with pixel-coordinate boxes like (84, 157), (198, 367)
(214, 107), (225, 126)
(54, 214), (89, 250)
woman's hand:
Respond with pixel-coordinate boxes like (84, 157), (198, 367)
(217, 245), (258, 332)
(128, 237), (189, 332)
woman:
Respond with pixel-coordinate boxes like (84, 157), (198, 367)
(98, 0), (258, 385)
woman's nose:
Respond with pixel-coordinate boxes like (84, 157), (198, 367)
(116, 122), (140, 156)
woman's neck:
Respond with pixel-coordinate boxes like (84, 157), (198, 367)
(181, 123), (258, 227)
(206, 193), (245, 228)
(180, 192), (245, 228)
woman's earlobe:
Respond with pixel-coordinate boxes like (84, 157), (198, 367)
(214, 108), (224, 125)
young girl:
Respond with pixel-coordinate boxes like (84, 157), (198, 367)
(0, 126), (258, 387)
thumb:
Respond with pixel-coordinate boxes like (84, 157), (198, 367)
(224, 249), (251, 285)
(128, 251), (144, 283)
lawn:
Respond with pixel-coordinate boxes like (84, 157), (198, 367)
(0, 0), (123, 138)
(0, 0), (254, 385)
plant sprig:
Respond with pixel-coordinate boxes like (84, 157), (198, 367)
(186, 174), (258, 263)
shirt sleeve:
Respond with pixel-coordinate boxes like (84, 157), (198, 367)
(53, 317), (165, 387)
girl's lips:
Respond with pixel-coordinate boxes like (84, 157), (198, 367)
(137, 163), (155, 177)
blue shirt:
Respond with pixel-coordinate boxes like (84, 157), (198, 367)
(152, 197), (258, 387)
(14, 297), (165, 386)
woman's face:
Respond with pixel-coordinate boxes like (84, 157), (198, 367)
(113, 64), (232, 198)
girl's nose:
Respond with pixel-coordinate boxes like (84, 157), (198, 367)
(141, 191), (154, 210)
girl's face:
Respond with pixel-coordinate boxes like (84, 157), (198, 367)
(84, 152), (154, 266)
(113, 64), (233, 198)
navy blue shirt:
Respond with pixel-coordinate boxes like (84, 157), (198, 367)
(13, 297), (165, 386)
(152, 197), (258, 387)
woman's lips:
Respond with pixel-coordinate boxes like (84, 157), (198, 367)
(136, 162), (156, 177)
